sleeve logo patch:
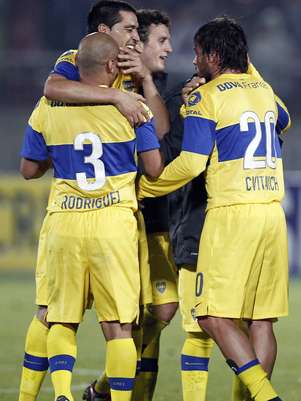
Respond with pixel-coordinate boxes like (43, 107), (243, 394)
(188, 92), (202, 106)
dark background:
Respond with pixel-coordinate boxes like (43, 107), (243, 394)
(0, 0), (300, 171)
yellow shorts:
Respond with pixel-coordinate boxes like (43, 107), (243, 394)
(178, 265), (201, 332)
(35, 214), (50, 306)
(136, 209), (152, 305)
(148, 232), (178, 305)
(194, 202), (289, 320)
(46, 207), (140, 324)
(35, 214), (94, 309)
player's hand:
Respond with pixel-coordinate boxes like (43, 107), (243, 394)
(115, 91), (149, 127)
(118, 46), (151, 82)
(182, 76), (206, 105)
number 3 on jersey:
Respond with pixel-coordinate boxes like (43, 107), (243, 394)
(74, 132), (106, 191)
(240, 111), (277, 170)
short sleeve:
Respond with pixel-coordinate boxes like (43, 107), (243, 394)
(182, 89), (216, 155)
(20, 125), (48, 161)
(135, 118), (160, 153)
(51, 50), (80, 81)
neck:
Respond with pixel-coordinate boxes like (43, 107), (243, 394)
(80, 72), (112, 87)
(214, 67), (242, 79)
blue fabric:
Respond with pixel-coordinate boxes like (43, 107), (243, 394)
(216, 122), (281, 162)
(23, 353), (49, 371)
(20, 125), (48, 161)
(135, 118), (160, 153)
(49, 354), (76, 373)
(181, 354), (209, 371)
(182, 117), (216, 155)
(276, 102), (290, 133)
(108, 377), (135, 391)
(52, 61), (80, 81)
(48, 139), (137, 179)
(140, 357), (158, 372)
(236, 358), (259, 375)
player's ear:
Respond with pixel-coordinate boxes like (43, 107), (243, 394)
(107, 58), (117, 74)
(98, 23), (111, 34)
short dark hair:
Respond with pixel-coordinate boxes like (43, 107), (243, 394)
(194, 16), (248, 73)
(87, 0), (137, 34)
(137, 9), (170, 43)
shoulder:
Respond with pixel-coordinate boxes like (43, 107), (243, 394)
(55, 49), (78, 66)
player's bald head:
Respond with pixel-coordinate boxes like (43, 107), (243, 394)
(77, 32), (119, 75)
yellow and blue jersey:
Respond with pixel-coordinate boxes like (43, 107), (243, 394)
(139, 72), (290, 209)
(21, 97), (159, 213)
(52, 49), (137, 92)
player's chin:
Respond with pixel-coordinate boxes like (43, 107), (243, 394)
(153, 60), (166, 73)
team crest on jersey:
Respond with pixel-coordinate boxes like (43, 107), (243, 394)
(188, 91), (201, 106)
(156, 281), (166, 294)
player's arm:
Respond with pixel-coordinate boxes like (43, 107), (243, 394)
(44, 51), (148, 127)
(118, 46), (170, 138)
(20, 158), (51, 180)
(138, 151), (208, 199)
(136, 117), (164, 179)
(20, 104), (50, 180)
(138, 110), (216, 199)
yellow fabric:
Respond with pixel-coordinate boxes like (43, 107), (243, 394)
(148, 232), (178, 305)
(133, 336), (160, 401)
(231, 375), (252, 401)
(139, 72), (290, 211)
(35, 214), (50, 306)
(95, 372), (110, 395)
(138, 151), (207, 200)
(54, 49), (138, 93)
(46, 208), (140, 324)
(194, 202), (288, 319)
(28, 97), (143, 213)
(47, 324), (77, 401)
(18, 317), (49, 401)
(136, 209), (152, 305)
(106, 338), (137, 401)
(181, 332), (214, 401)
(178, 265), (201, 332)
(238, 364), (278, 401)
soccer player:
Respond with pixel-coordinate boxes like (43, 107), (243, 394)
(18, 2), (169, 400)
(44, 0), (169, 136)
(132, 10), (176, 401)
(138, 16), (290, 401)
(84, 10), (175, 401)
(20, 32), (163, 401)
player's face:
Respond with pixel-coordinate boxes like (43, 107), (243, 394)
(193, 44), (211, 81)
(141, 24), (172, 73)
(110, 11), (139, 48)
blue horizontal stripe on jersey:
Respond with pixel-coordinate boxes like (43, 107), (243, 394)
(108, 377), (135, 391)
(276, 102), (290, 133)
(236, 358), (259, 375)
(216, 122), (282, 162)
(182, 116), (216, 155)
(140, 357), (159, 372)
(48, 139), (137, 179)
(181, 354), (209, 371)
(52, 61), (80, 81)
(49, 354), (75, 373)
(21, 125), (49, 161)
(23, 353), (49, 371)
